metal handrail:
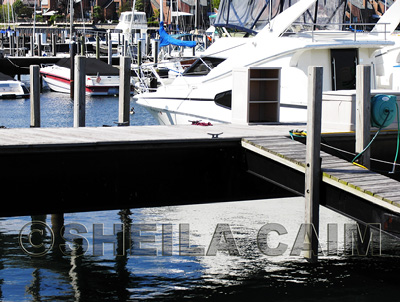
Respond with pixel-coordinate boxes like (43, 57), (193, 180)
(286, 22), (390, 42)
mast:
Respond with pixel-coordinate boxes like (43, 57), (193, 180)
(195, 0), (199, 30)
(70, 0), (73, 41)
(129, 0), (137, 43)
(33, 0), (36, 47)
(160, 0), (164, 23)
(176, 0), (179, 30)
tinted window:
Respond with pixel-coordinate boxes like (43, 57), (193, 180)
(214, 90), (231, 109)
(183, 57), (225, 76)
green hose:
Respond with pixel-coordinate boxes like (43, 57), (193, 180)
(390, 102), (400, 173)
(351, 110), (390, 164)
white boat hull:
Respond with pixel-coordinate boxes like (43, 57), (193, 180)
(0, 80), (29, 99)
(40, 65), (133, 96)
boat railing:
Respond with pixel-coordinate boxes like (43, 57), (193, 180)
(131, 64), (162, 94)
(285, 22), (390, 42)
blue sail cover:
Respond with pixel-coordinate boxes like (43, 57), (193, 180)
(159, 21), (197, 48)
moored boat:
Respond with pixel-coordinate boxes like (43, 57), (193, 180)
(134, 0), (400, 126)
(0, 72), (29, 99)
(40, 58), (134, 96)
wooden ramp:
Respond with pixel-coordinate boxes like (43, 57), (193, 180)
(242, 136), (400, 237)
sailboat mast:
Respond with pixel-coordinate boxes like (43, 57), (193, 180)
(130, 0), (137, 41)
(177, 0), (179, 30)
(160, 0), (164, 23)
(33, 0), (36, 45)
(70, 0), (73, 41)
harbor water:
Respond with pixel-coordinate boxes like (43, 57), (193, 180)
(1, 80), (400, 301)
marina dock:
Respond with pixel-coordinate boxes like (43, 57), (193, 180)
(243, 136), (400, 239)
(0, 124), (296, 217)
(1, 123), (400, 240)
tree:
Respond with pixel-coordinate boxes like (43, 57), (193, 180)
(135, 0), (144, 12)
(212, 0), (220, 11)
(119, 0), (144, 15)
(93, 6), (103, 22)
(12, 0), (33, 19)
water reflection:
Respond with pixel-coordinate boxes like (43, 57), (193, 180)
(1, 197), (400, 300)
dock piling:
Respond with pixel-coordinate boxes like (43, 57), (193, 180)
(73, 55), (86, 127)
(30, 65), (40, 128)
(69, 42), (75, 99)
(30, 36), (34, 56)
(96, 33), (100, 59)
(108, 33), (112, 65)
(38, 37), (42, 57)
(119, 56), (131, 126)
(356, 65), (371, 169)
(52, 34), (57, 56)
(138, 40), (142, 67)
(152, 40), (159, 64)
(304, 66), (323, 263)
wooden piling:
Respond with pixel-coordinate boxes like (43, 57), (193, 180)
(304, 66), (323, 263)
(124, 40), (128, 56)
(30, 35), (34, 56)
(38, 37), (42, 57)
(152, 40), (159, 64)
(52, 34), (57, 56)
(108, 33), (112, 65)
(356, 65), (371, 169)
(22, 34), (26, 56)
(30, 65), (41, 128)
(96, 33), (100, 59)
(118, 57), (131, 126)
(73, 55), (86, 127)
(10, 34), (14, 56)
(81, 36), (85, 56)
(138, 40), (142, 67)
(69, 42), (75, 99)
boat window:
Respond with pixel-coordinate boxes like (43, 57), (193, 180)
(183, 57), (225, 76)
(0, 83), (20, 93)
(214, 90), (231, 109)
(133, 14), (146, 23)
(126, 14), (132, 22)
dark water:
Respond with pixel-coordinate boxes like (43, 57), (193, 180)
(1, 79), (400, 301)
(1, 198), (400, 301)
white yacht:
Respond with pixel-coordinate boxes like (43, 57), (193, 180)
(134, 0), (400, 126)
(112, 10), (148, 42)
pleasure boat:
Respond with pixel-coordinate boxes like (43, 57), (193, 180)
(110, 10), (148, 46)
(0, 72), (29, 99)
(134, 0), (400, 126)
(372, 1), (400, 90)
(40, 58), (134, 96)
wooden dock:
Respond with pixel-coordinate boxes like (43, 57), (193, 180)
(0, 124), (298, 217)
(2, 123), (400, 240)
(242, 136), (400, 238)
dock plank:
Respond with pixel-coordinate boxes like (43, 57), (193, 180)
(242, 136), (400, 211)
